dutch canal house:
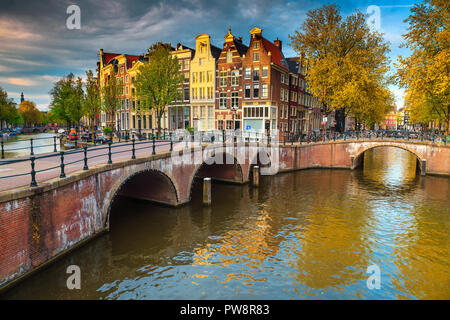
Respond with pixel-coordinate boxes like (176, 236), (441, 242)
(189, 34), (222, 131)
(215, 27), (248, 131)
(241, 27), (291, 140)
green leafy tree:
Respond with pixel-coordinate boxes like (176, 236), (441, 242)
(82, 69), (101, 133)
(49, 73), (84, 128)
(0, 87), (20, 129)
(289, 4), (392, 132)
(101, 68), (122, 131)
(134, 43), (183, 137)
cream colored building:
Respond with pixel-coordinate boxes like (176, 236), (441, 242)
(189, 34), (221, 131)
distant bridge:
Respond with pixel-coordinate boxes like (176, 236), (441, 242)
(0, 138), (448, 290)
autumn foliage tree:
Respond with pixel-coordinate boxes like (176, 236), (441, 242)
(289, 4), (393, 131)
(18, 100), (41, 126)
(395, 0), (449, 133)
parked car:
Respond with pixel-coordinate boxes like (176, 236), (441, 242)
(95, 135), (111, 144)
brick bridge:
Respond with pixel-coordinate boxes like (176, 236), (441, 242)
(0, 139), (448, 290)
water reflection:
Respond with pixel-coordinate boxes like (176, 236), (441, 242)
(2, 147), (449, 300)
(2, 133), (59, 158)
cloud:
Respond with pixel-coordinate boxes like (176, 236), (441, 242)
(0, 75), (60, 86)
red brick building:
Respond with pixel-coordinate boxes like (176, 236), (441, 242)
(215, 27), (248, 130)
(241, 27), (291, 140)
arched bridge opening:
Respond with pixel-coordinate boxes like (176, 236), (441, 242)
(189, 152), (245, 201)
(352, 145), (424, 175)
(107, 169), (179, 227)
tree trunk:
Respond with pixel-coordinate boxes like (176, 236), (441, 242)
(334, 109), (346, 133)
(157, 110), (162, 139)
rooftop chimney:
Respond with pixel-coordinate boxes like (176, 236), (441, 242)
(274, 38), (282, 52)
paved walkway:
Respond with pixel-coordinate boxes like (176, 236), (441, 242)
(0, 140), (189, 193)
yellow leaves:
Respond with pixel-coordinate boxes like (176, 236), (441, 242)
(289, 4), (392, 127)
(396, 0), (449, 132)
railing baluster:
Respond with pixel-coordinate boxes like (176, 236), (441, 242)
(1, 137), (4, 159)
(152, 136), (156, 155)
(30, 156), (37, 187)
(60, 151), (66, 178)
(131, 138), (136, 159)
(170, 133), (173, 151)
(53, 136), (57, 152)
(107, 142), (112, 164)
(30, 138), (34, 156)
(83, 146), (88, 170)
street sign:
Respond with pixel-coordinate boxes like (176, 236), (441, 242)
(246, 125), (251, 130)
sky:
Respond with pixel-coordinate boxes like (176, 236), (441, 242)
(0, 0), (418, 111)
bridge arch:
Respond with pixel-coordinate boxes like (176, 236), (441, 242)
(104, 168), (179, 228)
(352, 143), (424, 172)
(187, 151), (246, 200)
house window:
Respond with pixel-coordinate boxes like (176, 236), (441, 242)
(253, 41), (259, 49)
(281, 73), (285, 84)
(199, 58), (204, 65)
(219, 93), (227, 108)
(244, 68), (251, 79)
(125, 86), (129, 95)
(125, 75), (129, 83)
(253, 67), (259, 81)
(231, 70), (239, 86)
(219, 71), (227, 87)
(231, 92), (238, 108)
(261, 83), (268, 98)
(253, 52), (259, 61)
(226, 120), (233, 129)
(207, 71), (212, 82)
(262, 66), (268, 78)
(218, 120), (224, 130)
(183, 88), (189, 101)
(126, 99), (129, 109)
(253, 84), (259, 98)
(281, 88), (284, 101)
(245, 85), (251, 98)
(227, 51), (232, 63)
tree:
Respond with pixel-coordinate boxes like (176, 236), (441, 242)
(101, 68), (122, 131)
(134, 44), (183, 137)
(289, 4), (393, 132)
(0, 87), (20, 129)
(49, 73), (84, 128)
(395, 0), (449, 133)
(18, 100), (41, 126)
(82, 69), (101, 133)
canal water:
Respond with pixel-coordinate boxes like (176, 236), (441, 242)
(1, 133), (60, 158)
(2, 147), (449, 299)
